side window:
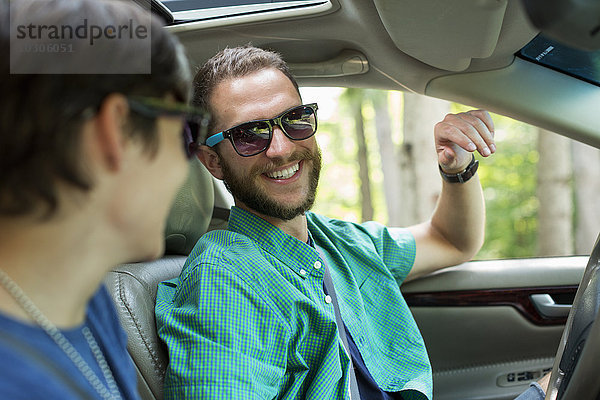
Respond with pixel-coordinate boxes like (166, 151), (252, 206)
(303, 87), (600, 260)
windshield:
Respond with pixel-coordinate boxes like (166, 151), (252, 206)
(518, 34), (600, 87)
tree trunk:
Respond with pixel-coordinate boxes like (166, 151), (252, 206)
(351, 92), (374, 222)
(372, 91), (402, 226)
(572, 141), (600, 254)
(399, 93), (448, 226)
(537, 129), (573, 256)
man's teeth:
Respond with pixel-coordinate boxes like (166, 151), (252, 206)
(267, 163), (299, 179)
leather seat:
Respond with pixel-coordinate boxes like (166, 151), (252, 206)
(104, 158), (230, 400)
(106, 257), (187, 400)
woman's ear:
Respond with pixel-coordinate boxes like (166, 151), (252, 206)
(93, 94), (130, 172)
(196, 145), (224, 180)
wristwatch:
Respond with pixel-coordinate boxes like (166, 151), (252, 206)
(439, 155), (479, 183)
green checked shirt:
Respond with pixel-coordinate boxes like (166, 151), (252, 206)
(156, 207), (432, 399)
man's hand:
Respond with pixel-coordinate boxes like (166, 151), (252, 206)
(435, 110), (495, 173)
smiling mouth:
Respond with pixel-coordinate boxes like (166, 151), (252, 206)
(266, 162), (300, 179)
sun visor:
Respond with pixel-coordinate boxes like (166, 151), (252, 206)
(522, 0), (600, 51)
(372, 0), (507, 71)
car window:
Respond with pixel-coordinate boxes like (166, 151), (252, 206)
(303, 87), (600, 261)
(161, 0), (331, 23)
(163, 0), (312, 12)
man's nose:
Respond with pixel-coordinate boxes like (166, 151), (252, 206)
(265, 125), (294, 159)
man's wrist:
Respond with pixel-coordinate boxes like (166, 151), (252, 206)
(439, 154), (479, 183)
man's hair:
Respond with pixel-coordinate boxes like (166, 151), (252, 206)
(0, 0), (192, 217)
(192, 44), (300, 134)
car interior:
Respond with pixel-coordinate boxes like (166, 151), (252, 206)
(108, 0), (600, 399)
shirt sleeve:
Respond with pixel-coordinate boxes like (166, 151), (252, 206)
(360, 221), (417, 284)
(156, 256), (290, 400)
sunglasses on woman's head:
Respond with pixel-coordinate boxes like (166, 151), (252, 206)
(205, 103), (318, 157)
(127, 97), (210, 159)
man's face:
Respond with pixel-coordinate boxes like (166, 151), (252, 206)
(209, 68), (322, 221)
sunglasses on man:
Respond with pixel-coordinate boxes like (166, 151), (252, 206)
(204, 103), (318, 157)
(127, 96), (210, 159)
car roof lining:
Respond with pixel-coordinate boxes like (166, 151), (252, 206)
(168, 0), (537, 90)
(165, 0), (600, 147)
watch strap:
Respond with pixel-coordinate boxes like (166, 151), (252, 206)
(439, 155), (479, 183)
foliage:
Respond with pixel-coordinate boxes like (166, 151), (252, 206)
(451, 105), (540, 259)
(311, 89), (387, 223)
(311, 88), (558, 260)
(475, 123), (539, 259)
(312, 119), (363, 221)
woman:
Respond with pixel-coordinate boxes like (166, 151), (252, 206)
(0, 0), (207, 398)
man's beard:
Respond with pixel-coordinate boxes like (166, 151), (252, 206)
(220, 147), (322, 221)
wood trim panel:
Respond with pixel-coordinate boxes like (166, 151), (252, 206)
(404, 285), (578, 326)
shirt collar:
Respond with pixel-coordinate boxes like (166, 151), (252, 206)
(227, 207), (322, 278)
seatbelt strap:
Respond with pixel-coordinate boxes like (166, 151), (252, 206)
(317, 248), (362, 400)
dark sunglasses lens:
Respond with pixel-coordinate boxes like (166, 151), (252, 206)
(282, 106), (316, 140)
(230, 122), (271, 156)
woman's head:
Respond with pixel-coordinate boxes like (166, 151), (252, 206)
(0, 0), (193, 219)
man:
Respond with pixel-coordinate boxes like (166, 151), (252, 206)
(0, 0), (208, 398)
(156, 45), (494, 399)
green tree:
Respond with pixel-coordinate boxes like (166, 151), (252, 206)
(314, 90), (566, 260)
(342, 89), (374, 222)
(475, 119), (539, 259)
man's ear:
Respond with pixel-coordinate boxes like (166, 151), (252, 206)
(93, 93), (130, 172)
(196, 145), (224, 180)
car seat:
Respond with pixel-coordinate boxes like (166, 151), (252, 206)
(103, 158), (232, 400)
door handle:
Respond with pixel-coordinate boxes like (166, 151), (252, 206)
(530, 294), (572, 318)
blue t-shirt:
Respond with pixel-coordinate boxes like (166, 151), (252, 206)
(0, 285), (140, 400)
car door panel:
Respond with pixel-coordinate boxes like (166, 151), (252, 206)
(401, 256), (586, 400)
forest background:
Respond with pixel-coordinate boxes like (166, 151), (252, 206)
(300, 87), (600, 260)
